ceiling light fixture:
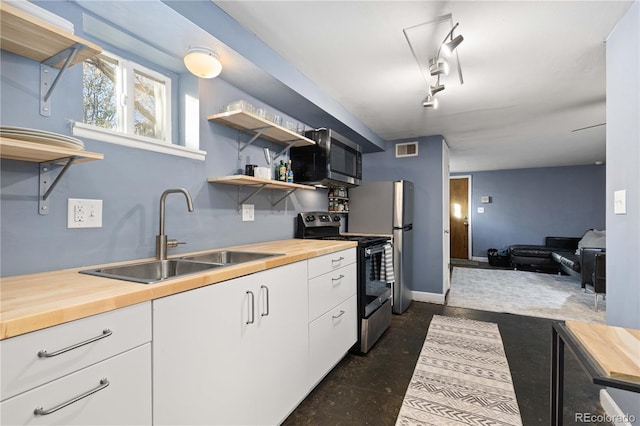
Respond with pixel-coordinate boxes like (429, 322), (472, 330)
(428, 57), (449, 76)
(422, 22), (463, 109)
(184, 47), (222, 79)
(422, 94), (439, 109)
(441, 34), (464, 57)
(430, 82), (445, 95)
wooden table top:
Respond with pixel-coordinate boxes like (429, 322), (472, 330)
(566, 320), (640, 383)
(0, 239), (357, 340)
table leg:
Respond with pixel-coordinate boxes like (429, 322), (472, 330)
(551, 326), (565, 426)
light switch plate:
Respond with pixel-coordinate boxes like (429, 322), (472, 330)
(242, 204), (255, 222)
(614, 190), (627, 215)
(68, 198), (103, 228)
(477, 207), (485, 214)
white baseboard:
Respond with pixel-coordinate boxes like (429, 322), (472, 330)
(599, 390), (635, 426)
(472, 256), (488, 262)
(412, 291), (445, 304)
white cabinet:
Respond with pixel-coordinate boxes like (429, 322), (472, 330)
(153, 261), (309, 426)
(0, 303), (152, 425)
(307, 248), (357, 387)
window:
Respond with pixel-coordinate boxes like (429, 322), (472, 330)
(82, 52), (170, 142)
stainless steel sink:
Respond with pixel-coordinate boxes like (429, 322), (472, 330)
(79, 251), (283, 284)
(178, 251), (283, 264)
(80, 259), (225, 284)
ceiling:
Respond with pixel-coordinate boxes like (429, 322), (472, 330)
(213, 1), (632, 172)
(73, 1), (632, 173)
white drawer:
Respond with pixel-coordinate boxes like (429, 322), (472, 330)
(1, 302), (151, 401)
(308, 295), (357, 387)
(308, 263), (356, 321)
(308, 248), (357, 279)
(1, 344), (151, 426)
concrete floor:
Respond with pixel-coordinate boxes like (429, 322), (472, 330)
(283, 301), (611, 425)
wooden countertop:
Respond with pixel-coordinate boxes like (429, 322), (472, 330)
(566, 320), (640, 382)
(0, 239), (357, 340)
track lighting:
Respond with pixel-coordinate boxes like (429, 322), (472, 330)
(184, 47), (222, 78)
(428, 57), (449, 76)
(441, 34), (464, 57)
(422, 94), (439, 108)
(430, 82), (445, 95)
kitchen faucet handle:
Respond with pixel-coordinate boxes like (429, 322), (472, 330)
(167, 239), (187, 249)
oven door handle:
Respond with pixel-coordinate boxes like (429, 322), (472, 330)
(366, 245), (386, 256)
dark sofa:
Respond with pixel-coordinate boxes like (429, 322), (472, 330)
(510, 236), (605, 289)
(510, 237), (580, 272)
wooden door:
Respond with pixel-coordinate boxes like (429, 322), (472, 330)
(450, 177), (469, 259)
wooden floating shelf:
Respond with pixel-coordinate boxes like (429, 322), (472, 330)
(208, 175), (316, 191)
(0, 3), (102, 68)
(0, 137), (103, 164)
(208, 110), (315, 148)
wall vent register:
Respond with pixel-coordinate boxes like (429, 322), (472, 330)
(395, 141), (418, 158)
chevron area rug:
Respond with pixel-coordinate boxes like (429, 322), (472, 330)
(396, 315), (523, 426)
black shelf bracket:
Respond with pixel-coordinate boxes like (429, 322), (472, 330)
(40, 43), (87, 117)
(39, 156), (77, 215)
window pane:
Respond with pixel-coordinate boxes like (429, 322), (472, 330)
(83, 55), (118, 130)
(134, 70), (166, 140)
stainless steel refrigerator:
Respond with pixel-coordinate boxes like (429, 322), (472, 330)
(348, 180), (414, 314)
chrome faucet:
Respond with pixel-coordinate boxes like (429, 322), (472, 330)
(156, 188), (194, 260)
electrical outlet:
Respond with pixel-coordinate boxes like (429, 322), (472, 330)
(242, 204), (255, 222)
(68, 198), (103, 228)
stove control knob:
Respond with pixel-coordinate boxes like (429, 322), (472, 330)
(333, 215), (341, 221)
(306, 215), (315, 222)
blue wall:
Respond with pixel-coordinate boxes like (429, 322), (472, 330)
(606, 0), (640, 418)
(0, 3), (326, 277)
(358, 136), (445, 296)
(453, 165), (606, 257)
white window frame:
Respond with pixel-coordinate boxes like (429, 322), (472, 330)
(74, 51), (205, 161)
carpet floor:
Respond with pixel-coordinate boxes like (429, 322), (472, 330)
(396, 315), (522, 426)
(448, 267), (605, 323)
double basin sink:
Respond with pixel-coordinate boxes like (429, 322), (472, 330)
(80, 251), (283, 284)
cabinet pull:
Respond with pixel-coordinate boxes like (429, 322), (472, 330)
(331, 274), (345, 283)
(246, 291), (255, 324)
(331, 256), (344, 264)
(34, 378), (110, 416)
(260, 285), (270, 317)
(332, 310), (346, 319)
(37, 329), (112, 358)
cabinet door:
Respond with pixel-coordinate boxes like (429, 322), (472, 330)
(153, 274), (255, 426)
(252, 261), (309, 425)
(1, 344), (151, 426)
(153, 261), (309, 426)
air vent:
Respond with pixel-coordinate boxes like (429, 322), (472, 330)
(395, 142), (418, 158)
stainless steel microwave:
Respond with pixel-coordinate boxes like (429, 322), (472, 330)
(290, 128), (362, 187)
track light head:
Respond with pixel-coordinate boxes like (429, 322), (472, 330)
(430, 82), (445, 95)
(441, 34), (464, 57)
(422, 94), (439, 109)
(428, 57), (449, 76)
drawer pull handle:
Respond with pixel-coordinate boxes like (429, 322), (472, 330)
(331, 275), (345, 283)
(37, 329), (112, 358)
(332, 310), (346, 319)
(331, 256), (345, 264)
(34, 378), (110, 416)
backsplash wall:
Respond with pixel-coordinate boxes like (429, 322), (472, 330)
(0, 6), (326, 277)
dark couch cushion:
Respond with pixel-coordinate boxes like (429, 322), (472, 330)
(510, 245), (555, 258)
(552, 251), (580, 272)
